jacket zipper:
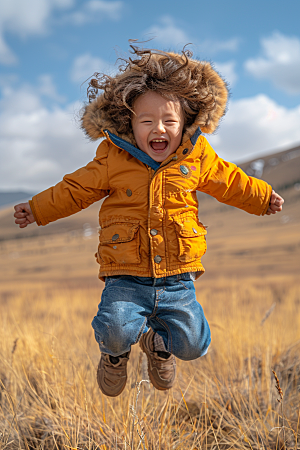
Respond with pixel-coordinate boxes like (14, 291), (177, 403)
(153, 155), (178, 176)
(148, 166), (155, 277)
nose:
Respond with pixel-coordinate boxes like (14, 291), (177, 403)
(153, 120), (166, 134)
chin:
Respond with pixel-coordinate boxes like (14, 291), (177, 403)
(149, 148), (171, 162)
(151, 154), (166, 162)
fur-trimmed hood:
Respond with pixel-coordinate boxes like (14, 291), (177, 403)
(81, 51), (229, 147)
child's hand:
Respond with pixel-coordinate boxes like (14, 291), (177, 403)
(266, 190), (284, 215)
(14, 202), (36, 228)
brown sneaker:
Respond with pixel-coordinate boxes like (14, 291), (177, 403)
(139, 329), (176, 390)
(97, 352), (130, 397)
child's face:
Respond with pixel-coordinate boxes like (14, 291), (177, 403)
(131, 91), (184, 162)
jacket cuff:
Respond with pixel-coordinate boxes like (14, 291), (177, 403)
(29, 197), (48, 226)
(261, 184), (273, 216)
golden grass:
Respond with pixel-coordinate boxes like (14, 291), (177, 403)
(1, 280), (300, 449)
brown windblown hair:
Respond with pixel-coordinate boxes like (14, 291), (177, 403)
(81, 45), (229, 145)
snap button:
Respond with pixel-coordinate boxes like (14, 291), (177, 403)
(192, 228), (198, 234)
(154, 255), (162, 263)
(180, 165), (189, 175)
(112, 234), (119, 241)
(126, 189), (132, 197)
(172, 155), (178, 161)
(150, 229), (158, 236)
(183, 148), (188, 155)
(113, 245), (117, 249)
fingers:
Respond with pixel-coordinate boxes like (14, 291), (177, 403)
(14, 210), (28, 219)
(267, 190), (284, 215)
(14, 204), (23, 212)
(267, 204), (282, 214)
(15, 216), (29, 227)
(272, 195), (284, 207)
(18, 222), (28, 228)
(14, 202), (29, 212)
(15, 218), (29, 227)
(13, 201), (35, 227)
(270, 203), (283, 213)
(15, 217), (27, 224)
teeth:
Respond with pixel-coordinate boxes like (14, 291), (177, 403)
(152, 139), (166, 142)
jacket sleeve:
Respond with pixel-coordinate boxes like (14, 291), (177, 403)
(197, 137), (272, 216)
(29, 140), (110, 226)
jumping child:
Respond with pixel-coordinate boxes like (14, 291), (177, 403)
(14, 45), (284, 397)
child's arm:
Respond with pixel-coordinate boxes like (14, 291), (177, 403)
(14, 202), (36, 228)
(197, 138), (279, 216)
(14, 140), (110, 228)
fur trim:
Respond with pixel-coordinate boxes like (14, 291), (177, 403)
(182, 61), (229, 139)
(81, 95), (137, 145)
(81, 52), (228, 146)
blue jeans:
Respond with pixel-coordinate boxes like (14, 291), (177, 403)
(92, 273), (211, 361)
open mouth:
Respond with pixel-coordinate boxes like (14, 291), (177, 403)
(150, 139), (168, 151)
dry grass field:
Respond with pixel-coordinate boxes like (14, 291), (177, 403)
(1, 280), (300, 449)
(0, 147), (300, 449)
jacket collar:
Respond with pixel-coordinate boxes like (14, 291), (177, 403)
(104, 127), (202, 170)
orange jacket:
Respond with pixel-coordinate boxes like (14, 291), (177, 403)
(30, 128), (272, 280)
(30, 52), (272, 280)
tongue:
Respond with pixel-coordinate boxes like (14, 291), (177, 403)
(151, 141), (168, 151)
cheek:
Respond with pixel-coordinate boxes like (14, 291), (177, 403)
(175, 124), (184, 142)
(133, 126), (148, 149)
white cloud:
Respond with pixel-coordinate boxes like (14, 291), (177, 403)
(146, 16), (190, 48)
(214, 61), (237, 87)
(0, 79), (96, 191)
(0, 0), (122, 66)
(86, 0), (122, 18)
(37, 74), (66, 102)
(196, 38), (240, 55)
(0, 34), (17, 65)
(207, 95), (300, 162)
(0, 75), (65, 111)
(63, 0), (123, 25)
(146, 17), (240, 56)
(0, 0), (74, 65)
(71, 53), (117, 84)
(245, 32), (300, 95)
(2, 78), (300, 192)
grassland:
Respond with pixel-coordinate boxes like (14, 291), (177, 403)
(1, 276), (300, 448)
(0, 181), (299, 449)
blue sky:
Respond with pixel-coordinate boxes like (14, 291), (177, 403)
(1, 0), (300, 191)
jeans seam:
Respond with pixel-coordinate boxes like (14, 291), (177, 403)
(149, 287), (165, 318)
(134, 317), (147, 344)
(178, 280), (189, 290)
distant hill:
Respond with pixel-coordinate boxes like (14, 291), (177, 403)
(0, 143), (299, 242)
(238, 143), (300, 190)
(0, 144), (299, 288)
(0, 191), (35, 209)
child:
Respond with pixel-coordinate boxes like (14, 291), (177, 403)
(14, 46), (284, 397)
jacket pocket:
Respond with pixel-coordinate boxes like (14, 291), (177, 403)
(97, 221), (141, 265)
(173, 213), (207, 263)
